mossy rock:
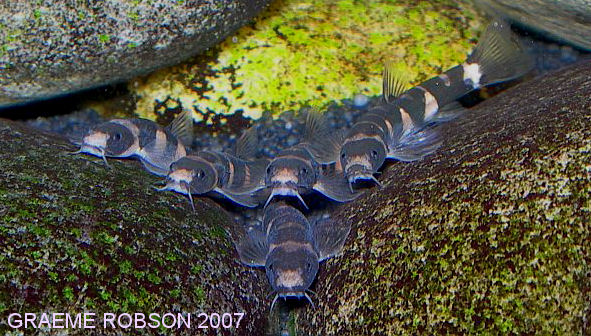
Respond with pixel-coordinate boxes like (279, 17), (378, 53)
(294, 61), (591, 334)
(0, 120), (268, 334)
(129, 0), (485, 122)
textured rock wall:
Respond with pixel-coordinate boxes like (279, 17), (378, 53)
(295, 60), (591, 334)
(0, 0), (271, 107)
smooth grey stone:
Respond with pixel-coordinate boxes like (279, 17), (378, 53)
(476, 0), (591, 51)
(0, 0), (270, 108)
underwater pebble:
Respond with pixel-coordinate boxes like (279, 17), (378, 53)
(353, 94), (369, 108)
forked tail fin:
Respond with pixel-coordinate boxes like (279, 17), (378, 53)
(465, 19), (533, 88)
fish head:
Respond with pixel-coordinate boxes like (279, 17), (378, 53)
(80, 122), (135, 157)
(340, 137), (386, 184)
(265, 246), (319, 296)
(265, 157), (316, 195)
(165, 156), (217, 194)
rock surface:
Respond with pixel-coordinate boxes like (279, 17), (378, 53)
(476, 0), (591, 51)
(0, 120), (269, 334)
(295, 60), (591, 334)
(0, 0), (270, 108)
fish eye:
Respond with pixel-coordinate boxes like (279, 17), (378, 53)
(341, 152), (346, 159)
(300, 167), (308, 175)
(197, 169), (205, 179)
(114, 133), (122, 141)
(266, 166), (272, 175)
(371, 150), (378, 158)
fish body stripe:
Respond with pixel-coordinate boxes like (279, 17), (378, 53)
(397, 87), (427, 126)
(199, 151), (233, 188)
(269, 240), (316, 255)
(419, 65), (474, 108)
(130, 119), (160, 148)
(196, 151), (258, 192)
(226, 156), (252, 190)
(266, 211), (315, 252)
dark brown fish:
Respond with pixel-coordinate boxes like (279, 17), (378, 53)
(234, 203), (351, 309)
(156, 127), (268, 209)
(340, 19), (533, 187)
(74, 110), (193, 176)
(263, 111), (360, 208)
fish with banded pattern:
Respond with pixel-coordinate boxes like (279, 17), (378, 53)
(339, 20), (533, 187)
(156, 127), (268, 209)
(262, 111), (360, 209)
(234, 203), (351, 309)
(73, 110), (193, 176)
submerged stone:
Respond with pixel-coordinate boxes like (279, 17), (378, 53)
(294, 60), (591, 334)
(0, 119), (269, 334)
(130, 0), (485, 122)
(0, 0), (271, 108)
(476, 0), (591, 51)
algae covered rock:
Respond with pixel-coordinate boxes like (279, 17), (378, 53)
(0, 0), (271, 108)
(131, 0), (485, 122)
(476, 0), (591, 51)
(295, 61), (591, 334)
(0, 120), (268, 334)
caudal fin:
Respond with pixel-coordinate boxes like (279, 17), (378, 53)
(465, 19), (533, 87)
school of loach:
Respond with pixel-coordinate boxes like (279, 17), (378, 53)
(1, 0), (591, 335)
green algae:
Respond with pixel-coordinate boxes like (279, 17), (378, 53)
(0, 120), (268, 335)
(132, 0), (484, 122)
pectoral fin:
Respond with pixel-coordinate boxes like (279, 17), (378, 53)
(312, 216), (351, 261)
(234, 224), (268, 267)
(388, 125), (442, 162)
(215, 187), (261, 208)
(314, 165), (362, 202)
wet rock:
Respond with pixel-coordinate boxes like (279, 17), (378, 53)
(0, 119), (268, 334)
(295, 60), (591, 334)
(0, 0), (271, 108)
(476, 0), (591, 51)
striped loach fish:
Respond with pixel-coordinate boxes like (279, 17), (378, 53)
(234, 203), (351, 309)
(72, 110), (193, 176)
(338, 19), (533, 187)
(262, 110), (361, 209)
(155, 127), (268, 209)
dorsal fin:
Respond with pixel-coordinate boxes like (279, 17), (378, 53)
(165, 108), (194, 146)
(303, 108), (330, 142)
(301, 109), (344, 164)
(383, 61), (409, 103)
(234, 126), (258, 160)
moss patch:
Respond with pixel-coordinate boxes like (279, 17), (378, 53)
(131, 0), (484, 122)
